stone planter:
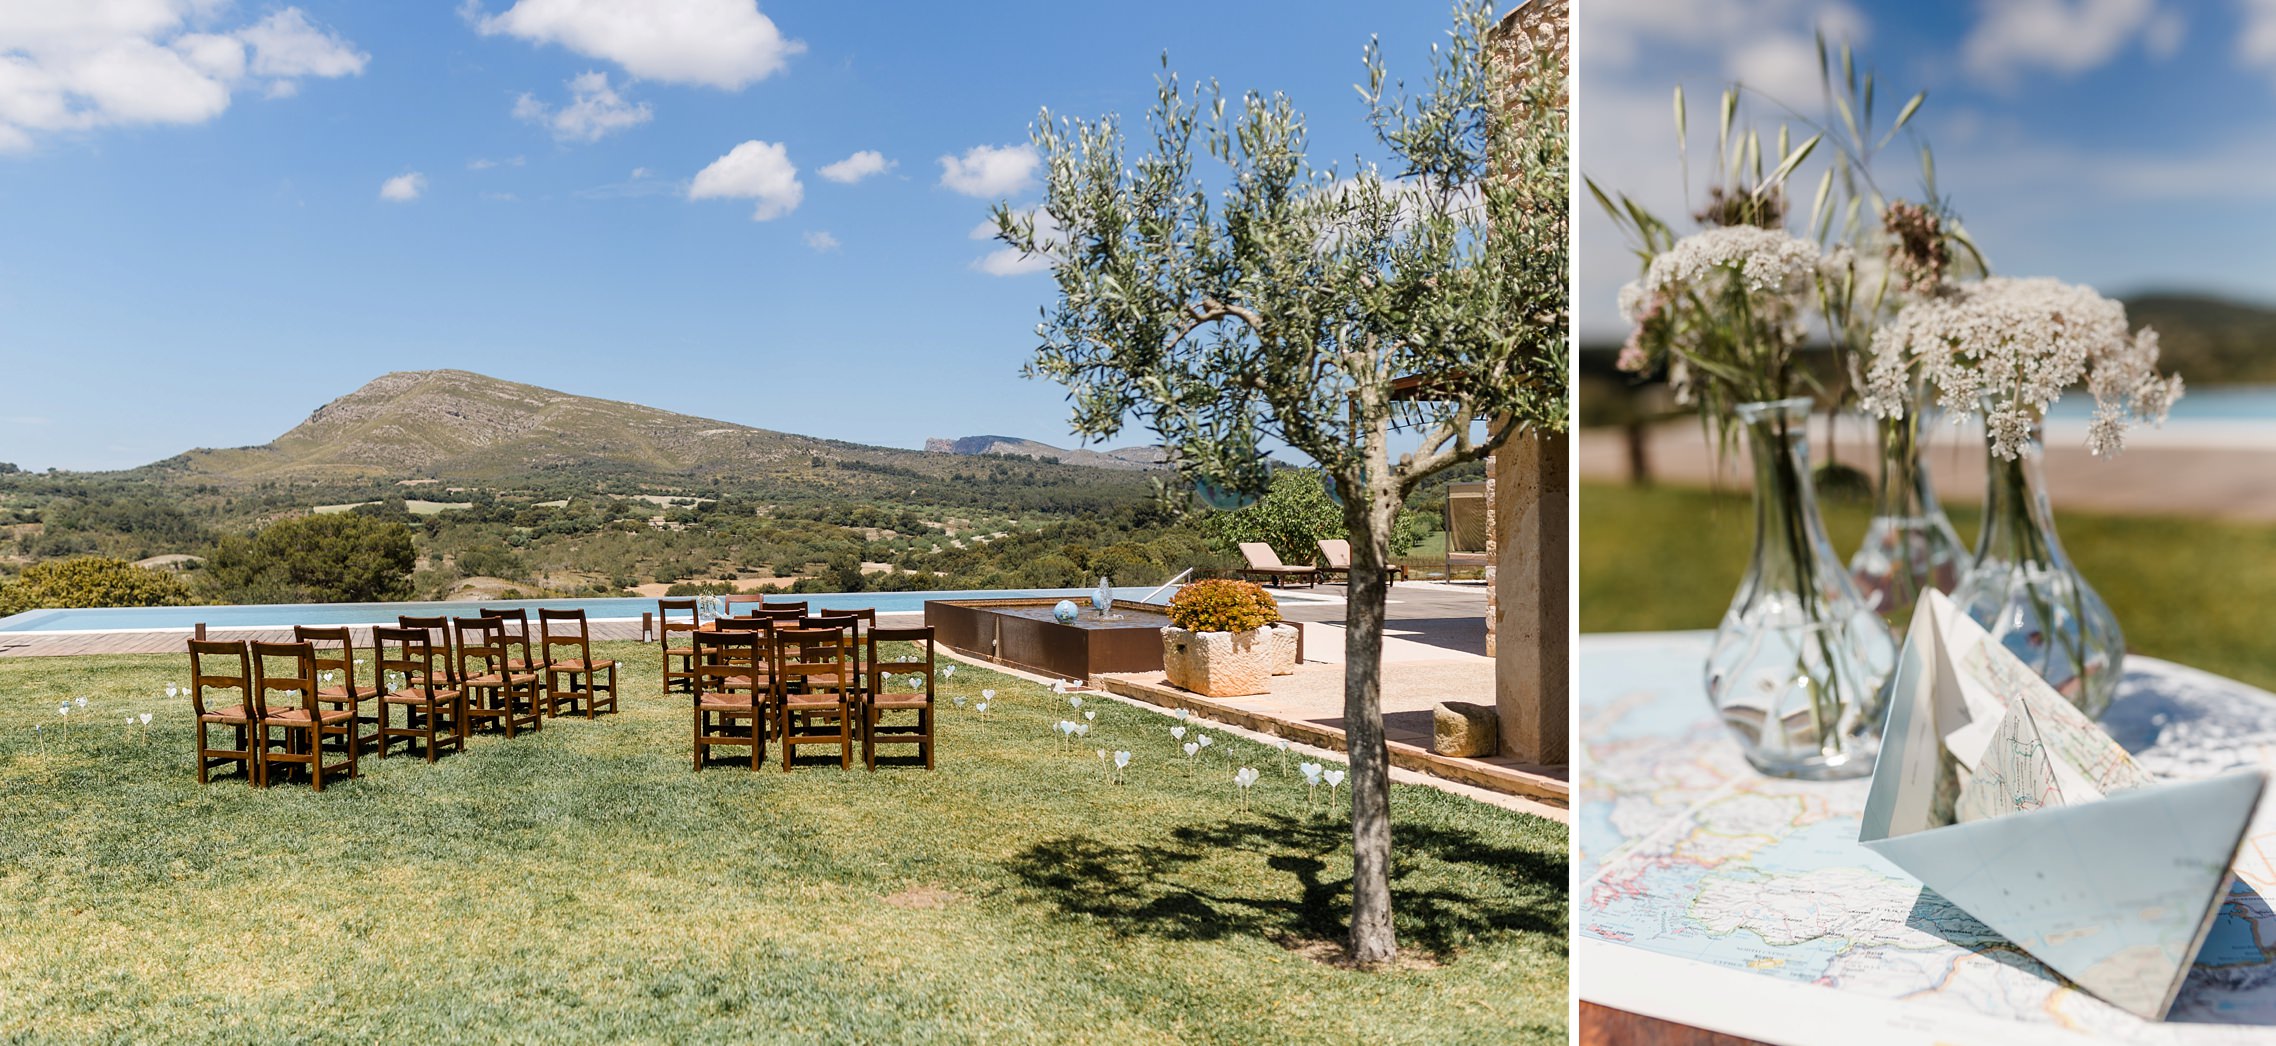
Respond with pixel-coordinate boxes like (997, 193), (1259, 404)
(1266, 622), (1300, 676)
(1161, 625), (1275, 698)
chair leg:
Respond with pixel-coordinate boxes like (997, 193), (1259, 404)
(195, 720), (211, 784)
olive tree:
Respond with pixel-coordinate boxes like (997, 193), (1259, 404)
(998, 1), (1566, 964)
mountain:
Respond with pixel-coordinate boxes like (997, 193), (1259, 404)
(144, 370), (1145, 491)
(924, 434), (1167, 470)
(2121, 293), (2276, 386)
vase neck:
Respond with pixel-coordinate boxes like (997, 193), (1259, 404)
(1874, 410), (1946, 520)
(1738, 399), (1838, 594)
(1975, 434), (2071, 569)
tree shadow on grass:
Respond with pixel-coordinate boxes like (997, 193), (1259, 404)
(1003, 813), (1566, 961)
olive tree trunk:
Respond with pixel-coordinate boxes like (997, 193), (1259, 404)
(1341, 478), (1402, 965)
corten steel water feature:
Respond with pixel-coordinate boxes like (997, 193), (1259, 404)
(926, 598), (1301, 683)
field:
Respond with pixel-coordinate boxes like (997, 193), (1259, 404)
(0, 642), (1566, 1043)
(1582, 482), (2276, 690)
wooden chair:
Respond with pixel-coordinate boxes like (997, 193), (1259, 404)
(373, 626), (466, 762)
(479, 607), (542, 675)
(691, 629), (767, 771)
(711, 616), (778, 697)
(455, 617), (543, 738)
(252, 640), (357, 790)
(763, 599), (809, 616)
(397, 616), (458, 688)
(1315, 538), (1405, 586)
(864, 626), (938, 771)
(659, 598), (699, 695)
(723, 594), (768, 616)
(187, 638), (260, 784)
(774, 623), (856, 771)
(294, 625), (383, 758)
(807, 610), (877, 728)
(1236, 542), (1318, 587)
(538, 608), (617, 719)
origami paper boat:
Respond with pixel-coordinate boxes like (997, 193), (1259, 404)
(1859, 591), (2266, 1020)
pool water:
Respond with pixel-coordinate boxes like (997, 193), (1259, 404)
(0, 587), (1176, 634)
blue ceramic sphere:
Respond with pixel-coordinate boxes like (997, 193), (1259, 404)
(1052, 600), (1081, 624)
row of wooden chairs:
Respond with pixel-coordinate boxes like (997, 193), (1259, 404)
(186, 608), (619, 789)
(686, 612), (937, 773)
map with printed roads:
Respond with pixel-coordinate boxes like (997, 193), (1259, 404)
(1577, 633), (2276, 1043)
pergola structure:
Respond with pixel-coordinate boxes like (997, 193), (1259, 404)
(1486, 0), (1568, 766)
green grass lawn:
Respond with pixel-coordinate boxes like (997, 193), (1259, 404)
(0, 641), (1565, 1043)
(1583, 481), (2276, 691)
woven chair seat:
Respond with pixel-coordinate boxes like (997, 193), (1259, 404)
(263, 707), (354, 725)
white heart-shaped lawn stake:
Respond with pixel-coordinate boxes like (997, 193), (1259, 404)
(1170, 726), (1186, 741)
(1197, 735), (1213, 748)
(943, 665), (957, 678)
(56, 705), (68, 717)
(1277, 739), (1291, 752)
(952, 695), (966, 707)
(1235, 767), (1259, 788)
(1069, 696), (1082, 709)
(1299, 762), (1324, 785)
(139, 713), (152, 726)
(74, 697), (86, 708)
(1183, 742), (1200, 757)
(1114, 751), (1131, 769)
(1084, 710), (1095, 722)
(1075, 723), (1090, 737)
(165, 685), (178, 698)
(1325, 769), (1346, 788)
(982, 688), (997, 701)
(975, 701), (990, 712)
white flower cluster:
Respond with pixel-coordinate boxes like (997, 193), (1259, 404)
(1619, 225), (1823, 322)
(1863, 276), (2182, 459)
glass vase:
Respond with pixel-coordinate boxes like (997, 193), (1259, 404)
(1949, 427), (2124, 718)
(1848, 408), (1967, 631)
(1706, 398), (1898, 780)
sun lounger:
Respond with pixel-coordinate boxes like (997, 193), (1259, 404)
(1236, 542), (1318, 587)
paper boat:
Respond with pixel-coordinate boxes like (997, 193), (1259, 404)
(1859, 591), (2266, 1020)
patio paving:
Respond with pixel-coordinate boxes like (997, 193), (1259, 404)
(1098, 581), (1567, 816)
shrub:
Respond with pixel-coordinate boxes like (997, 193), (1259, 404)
(204, 514), (416, 604)
(1202, 468), (1344, 564)
(1166, 578), (1280, 633)
(0, 556), (197, 616)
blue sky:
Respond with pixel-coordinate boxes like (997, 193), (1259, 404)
(1581, 0), (2276, 344)
(0, 1), (1462, 472)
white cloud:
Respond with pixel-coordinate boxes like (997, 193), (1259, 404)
(1961, 0), (2160, 83)
(1586, 0), (1868, 69)
(470, 0), (802, 90)
(238, 8), (367, 79)
(468, 155), (524, 170)
(688, 139), (801, 220)
(818, 149), (891, 184)
(802, 230), (839, 252)
(2144, 9), (2185, 60)
(0, 3), (365, 150)
(968, 207), (1059, 276)
(513, 70), (649, 142)
(629, 165), (649, 178)
(379, 171), (426, 202)
(938, 143), (1038, 198)
(2241, 0), (2276, 77)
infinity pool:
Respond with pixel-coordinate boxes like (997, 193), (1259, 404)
(0, 587), (1178, 634)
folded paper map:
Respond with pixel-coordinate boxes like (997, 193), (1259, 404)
(1859, 590), (2267, 1020)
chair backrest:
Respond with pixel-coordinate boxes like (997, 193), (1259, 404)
(249, 640), (317, 718)
(762, 599), (809, 616)
(868, 626), (936, 701)
(292, 625), (361, 693)
(658, 598), (698, 629)
(723, 594), (767, 614)
(397, 616), (457, 684)
(452, 617), (508, 679)
(478, 608), (536, 664)
(538, 608), (592, 662)
(690, 629), (760, 693)
(186, 639), (251, 718)
(372, 626), (447, 697)
(714, 615), (776, 634)
(1316, 539), (1352, 569)
(774, 624), (854, 697)
(1238, 542), (1285, 569)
